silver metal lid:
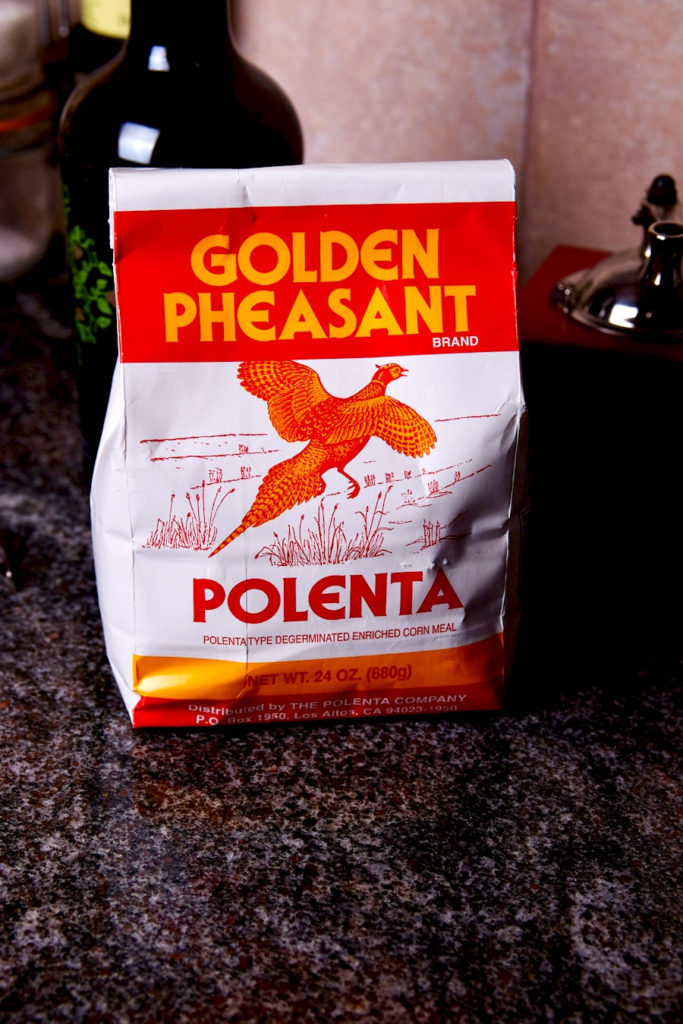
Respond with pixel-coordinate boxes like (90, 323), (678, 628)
(553, 176), (683, 342)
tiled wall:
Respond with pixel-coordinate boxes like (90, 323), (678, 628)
(233, 0), (683, 281)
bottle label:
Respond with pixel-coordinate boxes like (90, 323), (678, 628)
(81, 0), (131, 40)
(62, 185), (115, 358)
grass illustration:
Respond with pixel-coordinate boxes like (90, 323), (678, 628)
(257, 489), (392, 566)
(144, 481), (233, 551)
(409, 510), (470, 550)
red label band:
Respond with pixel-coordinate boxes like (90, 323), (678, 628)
(113, 201), (517, 363)
(132, 680), (504, 727)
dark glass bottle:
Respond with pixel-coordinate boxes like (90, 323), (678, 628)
(59, 0), (303, 477)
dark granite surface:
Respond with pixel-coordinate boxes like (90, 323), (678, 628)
(1, 252), (681, 1023)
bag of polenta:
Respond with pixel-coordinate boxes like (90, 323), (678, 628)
(92, 160), (525, 727)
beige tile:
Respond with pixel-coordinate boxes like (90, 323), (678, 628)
(521, 0), (683, 279)
(232, 0), (533, 168)
(233, 1), (683, 283)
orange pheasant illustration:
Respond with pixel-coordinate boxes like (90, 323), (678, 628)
(208, 360), (436, 558)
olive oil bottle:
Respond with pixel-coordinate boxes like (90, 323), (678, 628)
(59, 0), (303, 476)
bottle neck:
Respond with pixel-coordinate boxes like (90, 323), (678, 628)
(125, 0), (237, 70)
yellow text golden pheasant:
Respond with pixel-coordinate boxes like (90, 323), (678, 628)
(209, 360), (436, 557)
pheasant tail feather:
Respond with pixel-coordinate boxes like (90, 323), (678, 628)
(209, 444), (325, 557)
(208, 521), (249, 558)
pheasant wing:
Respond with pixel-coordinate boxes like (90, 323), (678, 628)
(324, 396), (436, 457)
(238, 360), (332, 442)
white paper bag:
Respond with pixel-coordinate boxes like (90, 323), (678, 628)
(92, 161), (525, 727)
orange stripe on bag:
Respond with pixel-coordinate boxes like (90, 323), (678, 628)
(132, 634), (504, 704)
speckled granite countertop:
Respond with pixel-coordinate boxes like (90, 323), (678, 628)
(1, 256), (681, 1023)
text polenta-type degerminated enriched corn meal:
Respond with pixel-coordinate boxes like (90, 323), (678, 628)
(92, 161), (525, 727)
